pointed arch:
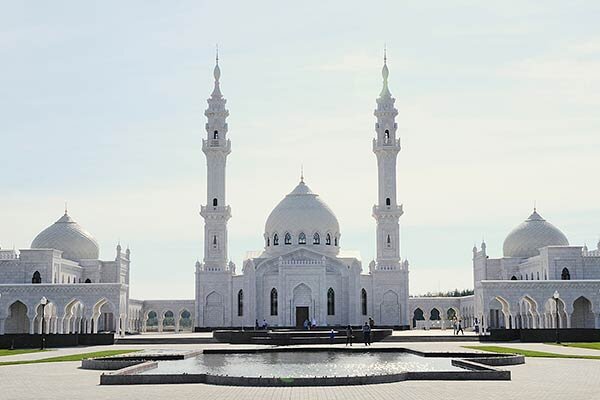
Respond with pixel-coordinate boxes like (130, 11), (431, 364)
(298, 232), (306, 245)
(361, 288), (368, 315)
(270, 288), (278, 316)
(273, 233), (279, 246)
(561, 267), (570, 280)
(32, 271), (41, 284)
(284, 232), (292, 245)
(326, 233), (332, 246)
(313, 232), (320, 245)
(237, 289), (244, 317)
(327, 288), (335, 315)
(5, 301), (29, 333)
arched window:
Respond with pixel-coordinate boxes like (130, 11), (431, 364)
(510, 276), (517, 280)
(386, 234), (391, 247)
(386, 197), (391, 206)
(361, 289), (367, 315)
(326, 233), (331, 245)
(530, 273), (534, 280)
(270, 288), (278, 316)
(213, 130), (219, 139)
(334, 236), (338, 246)
(67, 276), (71, 283)
(273, 234), (279, 246)
(213, 198), (218, 207)
(213, 235), (218, 247)
(298, 232), (306, 244)
(237, 290), (244, 316)
(32, 271), (41, 284)
(536, 271), (539, 280)
(327, 288), (335, 315)
(85, 278), (92, 283)
(313, 233), (320, 245)
(266, 237), (270, 247)
(561, 267), (571, 280)
(284, 233), (292, 245)
(384, 129), (390, 140)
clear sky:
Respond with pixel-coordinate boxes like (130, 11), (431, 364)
(1, 1), (599, 299)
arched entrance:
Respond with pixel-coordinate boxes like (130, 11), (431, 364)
(572, 297), (594, 328)
(429, 308), (441, 321)
(293, 283), (312, 328)
(5, 301), (29, 333)
(412, 308), (425, 328)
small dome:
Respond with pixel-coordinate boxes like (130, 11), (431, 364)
(31, 212), (100, 261)
(264, 180), (340, 256)
(503, 210), (569, 258)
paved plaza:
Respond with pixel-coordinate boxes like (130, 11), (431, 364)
(1, 336), (599, 400)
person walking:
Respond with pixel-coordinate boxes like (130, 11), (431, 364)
(329, 329), (335, 343)
(345, 325), (353, 347)
(457, 319), (464, 335)
(363, 322), (371, 346)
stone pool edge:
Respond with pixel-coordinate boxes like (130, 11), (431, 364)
(97, 347), (520, 386)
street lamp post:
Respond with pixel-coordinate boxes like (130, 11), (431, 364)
(39, 297), (48, 350)
(553, 291), (560, 344)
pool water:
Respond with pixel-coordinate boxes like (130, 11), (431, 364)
(141, 351), (462, 377)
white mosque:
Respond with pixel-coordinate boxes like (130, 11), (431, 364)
(1, 55), (599, 336)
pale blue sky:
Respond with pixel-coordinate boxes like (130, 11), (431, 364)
(1, 1), (599, 299)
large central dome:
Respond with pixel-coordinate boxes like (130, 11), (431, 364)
(502, 210), (569, 258)
(264, 179), (340, 256)
(31, 212), (100, 262)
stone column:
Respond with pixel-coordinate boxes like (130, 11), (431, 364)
(175, 318), (180, 333)
(0, 318), (5, 335)
(158, 318), (164, 333)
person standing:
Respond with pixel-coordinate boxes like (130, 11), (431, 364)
(345, 325), (353, 347)
(329, 329), (335, 343)
(457, 319), (464, 335)
(363, 322), (371, 346)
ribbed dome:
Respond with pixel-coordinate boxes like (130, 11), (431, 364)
(31, 212), (100, 261)
(503, 210), (569, 258)
(264, 180), (340, 256)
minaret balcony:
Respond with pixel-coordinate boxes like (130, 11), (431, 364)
(200, 205), (232, 220)
(202, 138), (231, 153)
(372, 204), (403, 218)
(372, 138), (401, 153)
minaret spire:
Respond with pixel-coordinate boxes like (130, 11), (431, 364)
(380, 47), (391, 98)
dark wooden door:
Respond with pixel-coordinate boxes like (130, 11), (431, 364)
(296, 307), (309, 328)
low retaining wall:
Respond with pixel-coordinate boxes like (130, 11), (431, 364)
(485, 329), (600, 342)
(0, 333), (114, 349)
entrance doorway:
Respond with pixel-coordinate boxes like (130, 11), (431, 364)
(296, 306), (309, 328)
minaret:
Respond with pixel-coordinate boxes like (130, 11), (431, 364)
(372, 49), (403, 270)
(200, 51), (232, 272)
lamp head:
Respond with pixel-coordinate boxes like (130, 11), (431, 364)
(553, 291), (560, 300)
(40, 296), (48, 305)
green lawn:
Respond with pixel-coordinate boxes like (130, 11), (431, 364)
(552, 343), (600, 351)
(0, 349), (139, 366)
(0, 349), (48, 357)
(463, 345), (600, 360)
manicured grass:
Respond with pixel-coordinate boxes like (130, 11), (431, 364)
(0, 349), (139, 366)
(0, 349), (48, 357)
(552, 342), (600, 351)
(463, 345), (600, 360)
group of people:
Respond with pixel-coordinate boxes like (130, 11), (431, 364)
(342, 317), (375, 346)
(302, 317), (318, 330)
(451, 316), (464, 335)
